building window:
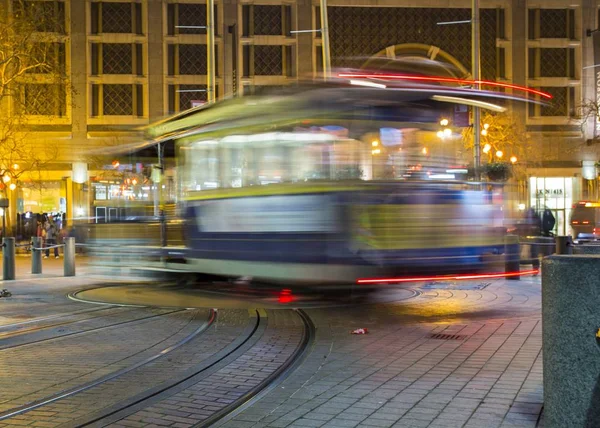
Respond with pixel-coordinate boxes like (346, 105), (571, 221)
(91, 2), (143, 35)
(91, 43), (143, 76)
(92, 84), (143, 117)
(13, 0), (66, 34)
(528, 48), (576, 78)
(26, 42), (66, 74)
(528, 87), (576, 118)
(20, 84), (66, 116)
(540, 87), (568, 116)
(168, 84), (209, 113)
(540, 9), (568, 38)
(167, 44), (218, 76)
(167, 3), (218, 36)
(254, 45), (283, 75)
(241, 5), (292, 37)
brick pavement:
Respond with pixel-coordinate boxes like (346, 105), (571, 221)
(0, 263), (546, 428)
(221, 276), (544, 428)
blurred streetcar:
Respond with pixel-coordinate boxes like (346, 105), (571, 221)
(142, 76), (548, 284)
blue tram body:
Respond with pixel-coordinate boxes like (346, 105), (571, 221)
(146, 80), (536, 283)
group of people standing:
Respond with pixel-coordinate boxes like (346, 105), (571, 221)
(36, 218), (61, 258)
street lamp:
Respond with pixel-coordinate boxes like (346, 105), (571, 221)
(510, 155), (518, 164)
(496, 150), (503, 159)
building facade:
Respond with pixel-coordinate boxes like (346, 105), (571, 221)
(6, 0), (600, 236)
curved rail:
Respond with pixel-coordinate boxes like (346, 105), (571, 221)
(199, 308), (315, 428)
(0, 309), (215, 421)
(0, 308), (186, 352)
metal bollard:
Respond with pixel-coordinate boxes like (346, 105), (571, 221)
(2, 237), (15, 280)
(504, 234), (520, 280)
(31, 236), (42, 274)
(64, 237), (75, 277)
(556, 235), (573, 255)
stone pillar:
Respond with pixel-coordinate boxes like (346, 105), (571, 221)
(296, 0), (314, 78)
(147, 0), (165, 121)
(542, 255), (600, 427)
(510, 0), (527, 123)
(222, 0), (237, 97)
(70, 0), (87, 144)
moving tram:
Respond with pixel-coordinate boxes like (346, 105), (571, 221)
(142, 78), (543, 284)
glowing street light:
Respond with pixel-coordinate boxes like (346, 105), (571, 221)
(437, 130), (444, 139)
(443, 128), (452, 137)
(372, 140), (379, 147)
(483, 123), (490, 130)
(2, 175), (10, 183)
(483, 144), (491, 154)
(510, 155), (518, 164)
(440, 118), (449, 126)
(481, 129), (488, 136)
(496, 150), (503, 158)
(422, 147), (428, 155)
(8, 183), (16, 191)
(372, 148), (381, 155)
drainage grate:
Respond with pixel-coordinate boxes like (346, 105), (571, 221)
(429, 333), (467, 341)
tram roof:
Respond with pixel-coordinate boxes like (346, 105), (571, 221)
(104, 77), (547, 156)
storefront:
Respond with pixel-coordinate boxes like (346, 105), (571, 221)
(529, 176), (580, 236)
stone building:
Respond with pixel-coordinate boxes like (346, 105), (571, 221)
(4, 0), (600, 235)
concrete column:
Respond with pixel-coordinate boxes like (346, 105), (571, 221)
(296, 0), (314, 78)
(542, 255), (600, 427)
(147, 0), (165, 120)
(2, 237), (15, 280)
(510, 0), (527, 123)
(69, 0), (87, 143)
(64, 237), (75, 277)
(222, 0), (237, 96)
(32, 236), (42, 274)
(582, 0), (596, 140)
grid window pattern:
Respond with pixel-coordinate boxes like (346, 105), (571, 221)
(540, 49), (568, 77)
(103, 84), (133, 115)
(91, 2), (142, 34)
(102, 2), (132, 33)
(21, 84), (66, 116)
(540, 9), (567, 38)
(13, 0), (66, 33)
(254, 6), (282, 35)
(102, 44), (133, 74)
(167, 3), (218, 35)
(254, 45), (283, 75)
(26, 42), (66, 74)
(325, 7), (498, 81)
(179, 45), (208, 75)
(541, 87), (568, 116)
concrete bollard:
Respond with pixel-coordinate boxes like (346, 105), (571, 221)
(64, 237), (75, 277)
(2, 237), (15, 280)
(504, 234), (520, 280)
(556, 235), (573, 255)
(31, 236), (42, 274)
(542, 255), (600, 427)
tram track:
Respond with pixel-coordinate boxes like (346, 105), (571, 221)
(0, 309), (216, 423)
(0, 307), (186, 351)
(0, 306), (135, 339)
(0, 308), (314, 428)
